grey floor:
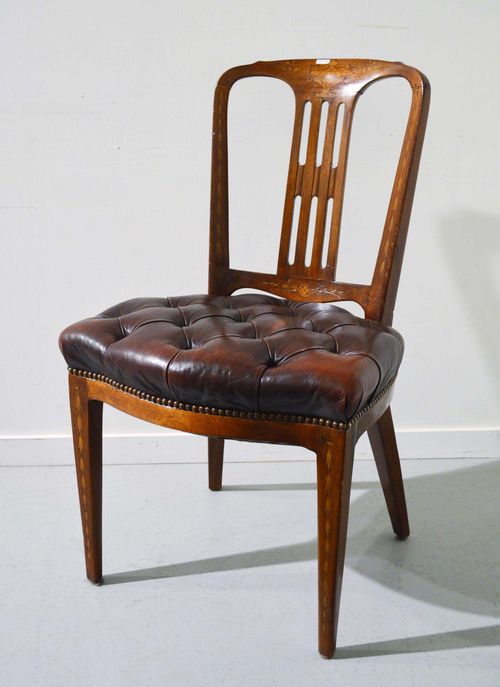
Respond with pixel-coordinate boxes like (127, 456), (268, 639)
(1, 455), (499, 686)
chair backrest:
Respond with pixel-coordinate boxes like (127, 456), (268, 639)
(208, 59), (430, 324)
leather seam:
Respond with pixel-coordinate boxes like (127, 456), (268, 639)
(324, 322), (360, 333)
(274, 345), (337, 366)
(262, 337), (274, 364)
(177, 305), (188, 326)
(164, 348), (186, 397)
(192, 333), (255, 346)
(341, 351), (383, 383)
(255, 325), (315, 338)
(128, 318), (185, 333)
(117, 317), (126, 339)
(255, 363), (270, 413)
(187, 313), (242, 325)
(340, 352), (383, 417)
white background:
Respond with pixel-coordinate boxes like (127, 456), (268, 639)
(1, 1), (499, 456)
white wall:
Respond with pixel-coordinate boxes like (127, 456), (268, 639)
(1, 1), (499, 459)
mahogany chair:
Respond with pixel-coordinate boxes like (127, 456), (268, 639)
(59, 59), (430, 658)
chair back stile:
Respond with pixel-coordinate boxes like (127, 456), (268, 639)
(208, 59), (430, 325)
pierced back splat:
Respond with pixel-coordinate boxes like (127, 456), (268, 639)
(209, 59), (430, 325)
(278, 95), (351, 279)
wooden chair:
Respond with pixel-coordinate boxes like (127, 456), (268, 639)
(59, 59), (430, 658)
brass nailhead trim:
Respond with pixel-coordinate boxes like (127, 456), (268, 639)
(68, 368), (396, 430)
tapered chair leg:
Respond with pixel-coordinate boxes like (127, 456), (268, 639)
(208, 437), (224, 491)
(69, 375), (103, 584)
(368, 406), (410, 539)
(316, 431), (355, 658)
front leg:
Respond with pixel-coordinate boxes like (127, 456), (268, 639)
(316, 430), (355, 658)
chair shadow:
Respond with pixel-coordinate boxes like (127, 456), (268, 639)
(335, 624), (500, 658)
(104, 540), (316, 583)
(346, 460), (499, 618)
(222, 482), (316, 491)
(104, 460), (500, 656)
(221, 481), (379, 491)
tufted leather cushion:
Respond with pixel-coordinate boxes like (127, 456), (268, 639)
(59, 294), (404, 423)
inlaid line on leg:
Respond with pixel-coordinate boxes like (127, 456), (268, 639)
(69, 375), (103, 584)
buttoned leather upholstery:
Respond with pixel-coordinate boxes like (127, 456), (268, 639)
(59, 294), (404, 423)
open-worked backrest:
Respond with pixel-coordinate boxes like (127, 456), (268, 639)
(208, 59), (430, 324)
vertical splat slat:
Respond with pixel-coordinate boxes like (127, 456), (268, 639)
(308, 101), (339, 276)
(293, 98), (323, 266)
(326, 98), (356, 277)
(277, 96), (308, 271)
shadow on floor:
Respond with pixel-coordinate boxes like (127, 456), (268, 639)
(104, 460), (500, 655)
(335, 624), (500, 658)
(222, 481), (379, 491)
(222, 482), (316, 491)
(347, 460), (499, 617)
(104, 540), (315, 583)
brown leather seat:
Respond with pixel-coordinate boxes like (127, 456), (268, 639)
(59, 293), (403, 424)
